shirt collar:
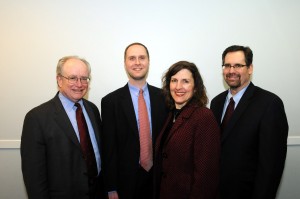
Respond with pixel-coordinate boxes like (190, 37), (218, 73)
(58, 92), (83, 111)
(227, 82), (250, 103)
(128, 82), (149, 97)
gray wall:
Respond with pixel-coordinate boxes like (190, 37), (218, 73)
(0, 0), (299, 198)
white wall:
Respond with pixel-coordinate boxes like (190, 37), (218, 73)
(1, 144), (299, 199)
(0, 0), (299, 198)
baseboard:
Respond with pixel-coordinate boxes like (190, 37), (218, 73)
(287, 136), (300, 146)
(0, 140), (21, 149)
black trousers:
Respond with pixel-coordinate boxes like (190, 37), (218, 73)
(133, 166), (153, 199)
(89, 172), (107, 199)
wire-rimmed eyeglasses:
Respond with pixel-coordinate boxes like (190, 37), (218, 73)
(222, 64), (247, 70)
(59, 74), (90, 84)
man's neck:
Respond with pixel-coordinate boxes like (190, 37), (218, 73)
(128, 79), (147, 89)
(230, 81), (251, 96)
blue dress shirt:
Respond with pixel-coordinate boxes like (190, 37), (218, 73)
(221, 83), (250, 123)
(58, 92), (101, 174)
(128, 82), (153, 136)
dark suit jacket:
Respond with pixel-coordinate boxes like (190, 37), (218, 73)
(101, 84), (168, 199)
(210, 82), (289, 199)
(21, 93), (103, 199)
(154, 103), (220, 199)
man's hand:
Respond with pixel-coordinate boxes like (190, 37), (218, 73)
(108, 191), (119, 199)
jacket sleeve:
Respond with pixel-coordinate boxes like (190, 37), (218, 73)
(21, 110), (50, 199)
(190, 109), (221, 199)
(101, 96), (118, 193)
(252, 96), (288, 199)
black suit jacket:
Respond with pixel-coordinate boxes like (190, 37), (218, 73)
(101, 84), (168, 198)
(21, 93), (103, 199)
(210, 82), (288, 199)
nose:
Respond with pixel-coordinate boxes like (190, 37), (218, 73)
(135, 59), (140, 65)
(175, 82), (182, 89)
(75, 78), (83, 86)
(228, 66), (235, 73)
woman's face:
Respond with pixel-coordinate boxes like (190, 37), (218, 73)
(170, 69), (195, 109)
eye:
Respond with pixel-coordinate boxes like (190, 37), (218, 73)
(170, 79), (177, 83)
(223, 64), (231, 68)
(69, 76), (77, 81)
(129, 56), (135, 61)
(183, 79), (189, 83)
(139, 56), (146, 60)
(234, 64), (243, 68)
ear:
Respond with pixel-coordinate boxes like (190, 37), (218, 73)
(56, 75), (63, 88)
(248, 64), (253, 75)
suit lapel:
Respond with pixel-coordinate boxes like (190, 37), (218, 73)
(83, 100), (100, 147)
(148, 85), (162, 140)
(222, 83), (256, 142)
(53, 94), (81, 148)
(120, 84), (139, 138)
(164, 105), (196, 146)
(214, 92), (228, 125)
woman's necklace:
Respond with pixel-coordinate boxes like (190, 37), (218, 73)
(173, 109), (181, 123)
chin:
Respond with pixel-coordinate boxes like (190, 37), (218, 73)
(229, 84), (241, 90)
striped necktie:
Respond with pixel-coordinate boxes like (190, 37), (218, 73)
(75, 103), (98, 177)
(221, 97), (235, 130)
(138, 89), (153, 171)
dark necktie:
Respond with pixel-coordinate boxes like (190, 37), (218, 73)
(221, 97), (235, 130)
(138, 89), (153, 171)
(75, 103), (98, 177)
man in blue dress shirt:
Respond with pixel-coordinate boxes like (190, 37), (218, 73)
(101, 43), (168, 199)
(21, 56), (105, 199)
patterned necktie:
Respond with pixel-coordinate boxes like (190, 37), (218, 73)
(138, 89), (153, 171)
(221, 97), (235, 130)
(75, 103), (98, 177)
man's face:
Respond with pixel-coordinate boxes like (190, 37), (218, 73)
(223, 51), (253, 93)
(124, 44), (149, 82)
(57, 58), (89, 102)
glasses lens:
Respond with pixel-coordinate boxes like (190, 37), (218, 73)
(223, 64), (230, 69)
(68, 77), (78, 84)
(81, 77), (89, 84)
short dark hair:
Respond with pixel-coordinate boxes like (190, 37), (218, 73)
(124, 42), (149, 60)
(162, 61), (208, 109)
(222, 45), (253, 67)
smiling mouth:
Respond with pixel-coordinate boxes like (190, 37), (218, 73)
(175, 92), (185, 96)
(73, 89), (84, 93)
(226, 74), (240, 80)
(226, 73), (240, 78)
(133, 67), (143, 71)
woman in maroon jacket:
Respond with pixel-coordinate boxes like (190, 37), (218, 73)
(154, 61), (220, 199)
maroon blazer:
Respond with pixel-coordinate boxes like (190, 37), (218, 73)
(154, 103), (221, 199)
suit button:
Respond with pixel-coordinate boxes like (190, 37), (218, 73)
(162, 153), (167, 158)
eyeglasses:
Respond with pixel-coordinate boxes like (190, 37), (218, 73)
(222, 64), (247, 70)
(59, 74), (90, 84)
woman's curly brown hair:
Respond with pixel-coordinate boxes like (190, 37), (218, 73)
(162, 61), (208, 110)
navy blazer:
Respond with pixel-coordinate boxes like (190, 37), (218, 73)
(21, 93), (102, 199)
(210, 82), (288, 199)
(101, 84), (168, 198)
